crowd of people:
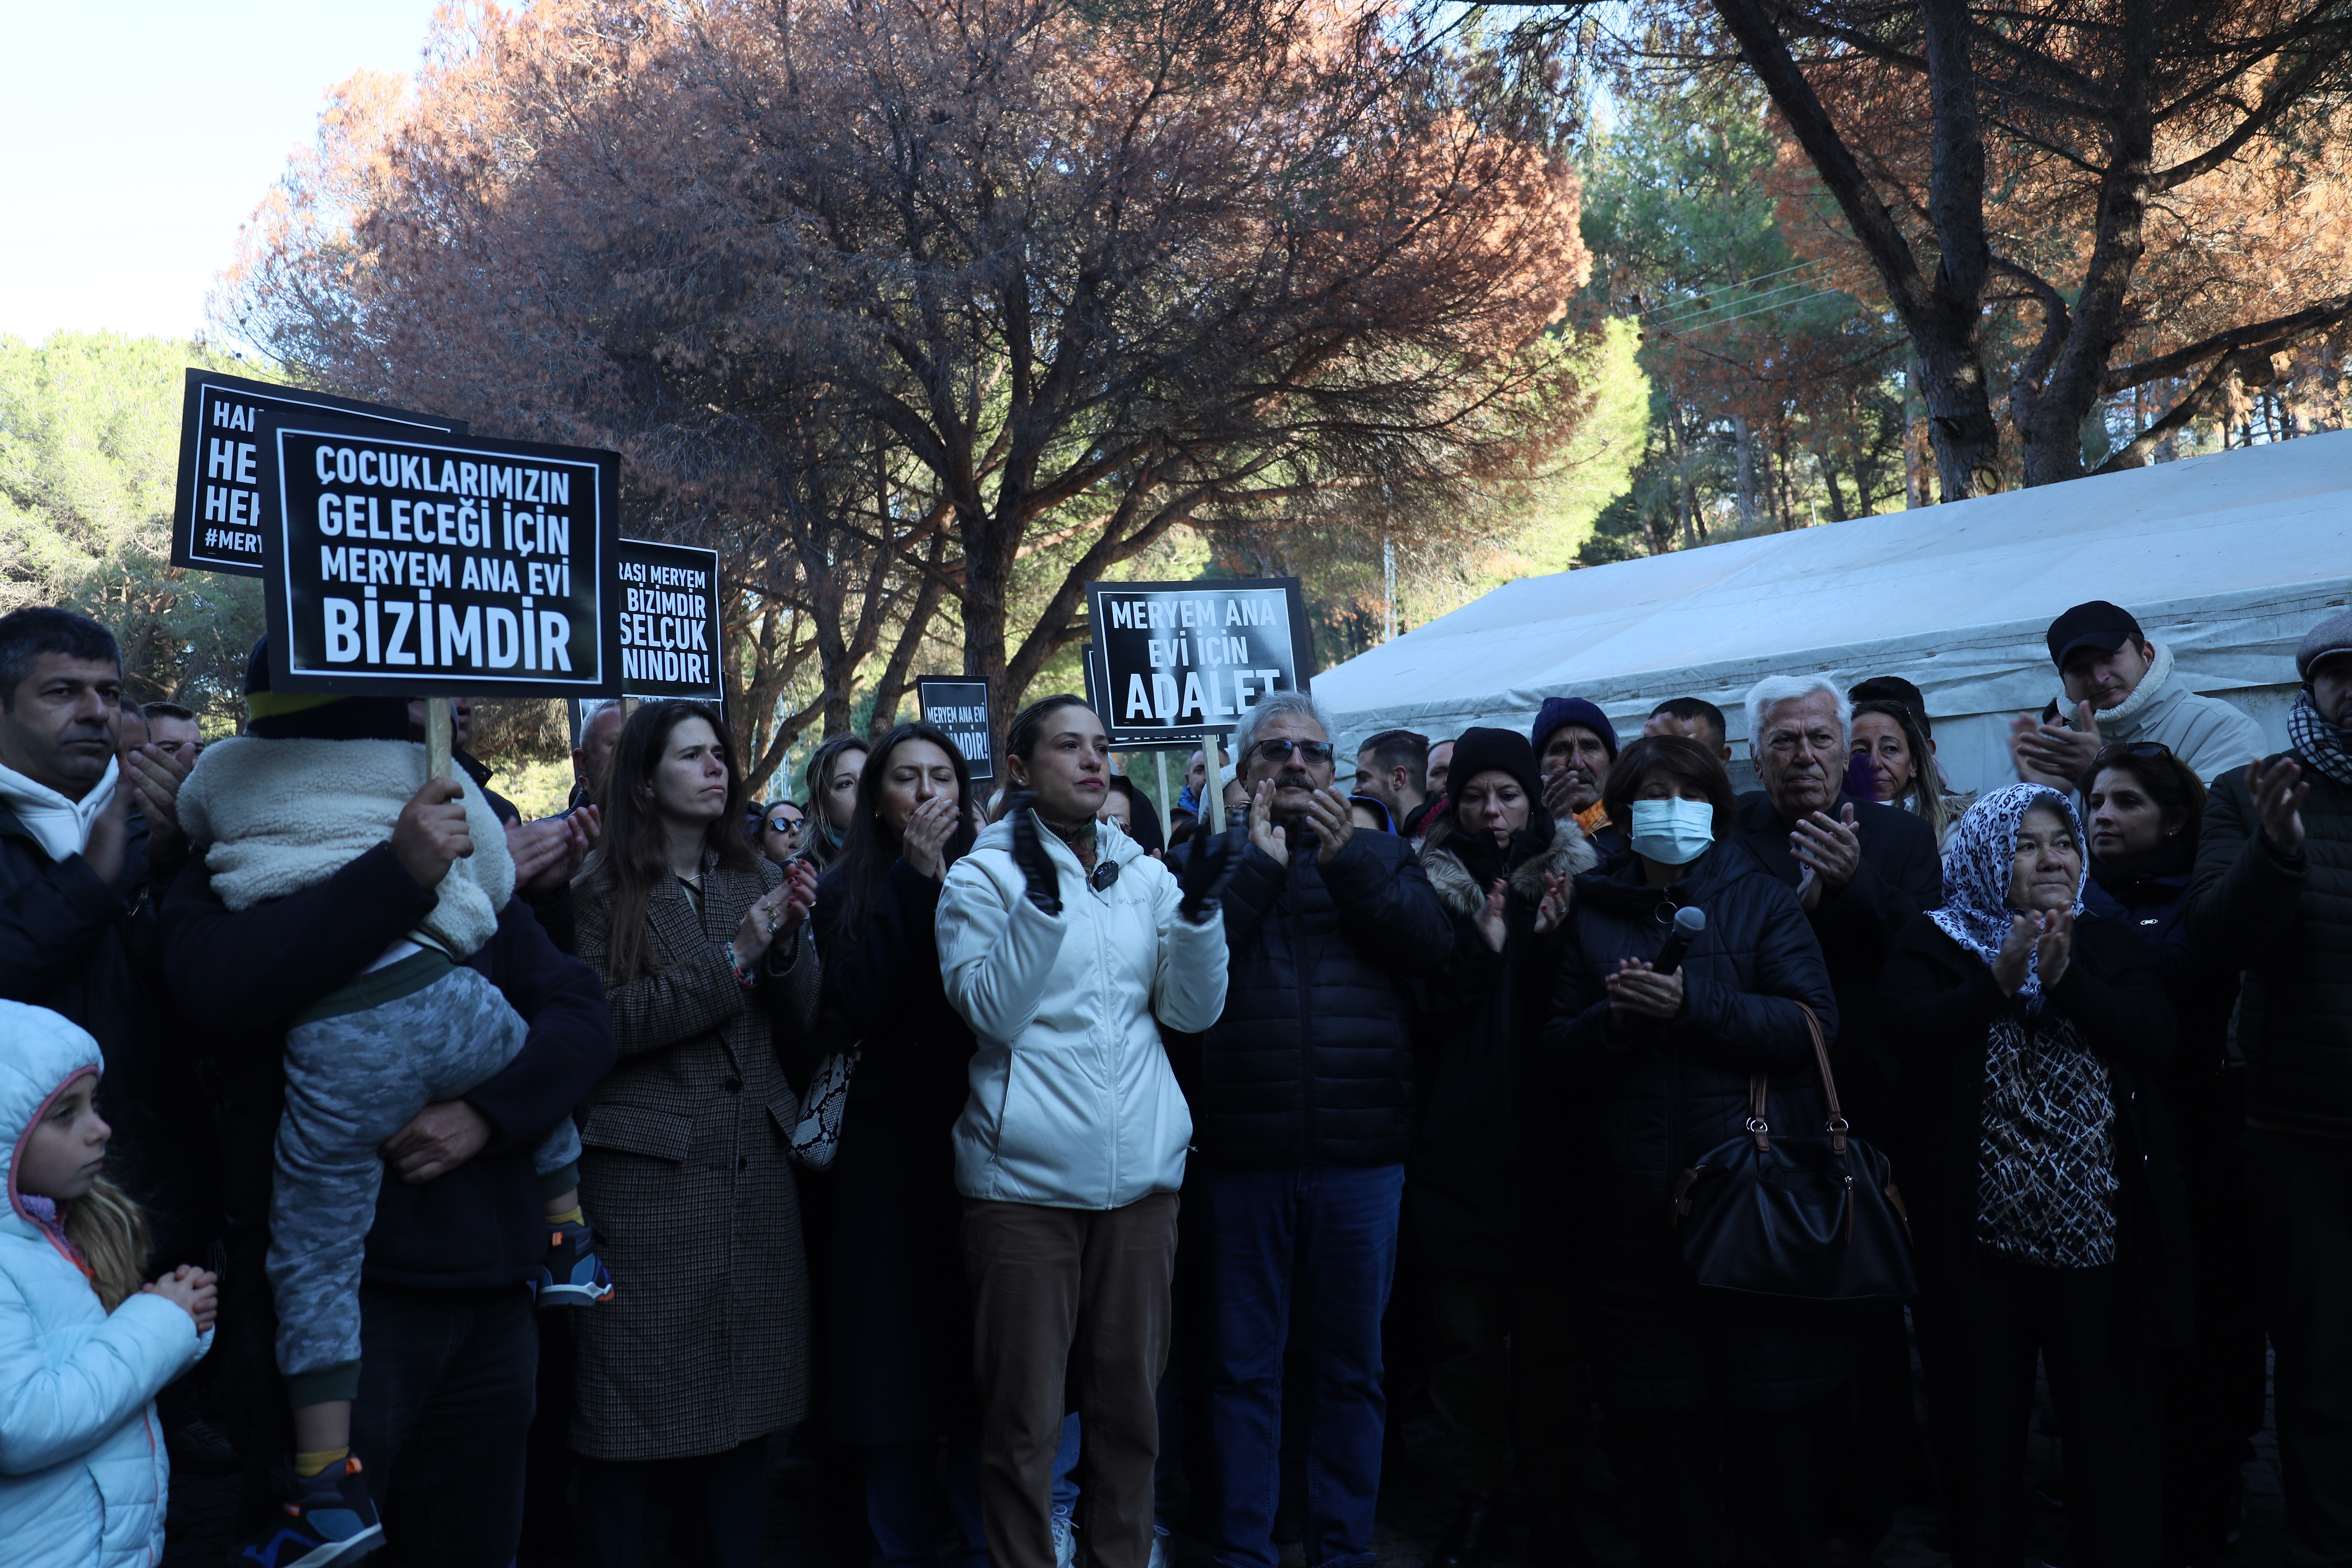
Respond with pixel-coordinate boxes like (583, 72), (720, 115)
(0, 590), (2347, 1568)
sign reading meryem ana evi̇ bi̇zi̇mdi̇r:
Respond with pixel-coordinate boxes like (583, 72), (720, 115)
(258, 413), (620, 697)
(171, 368), (465, 578)
(916, 677), (994, 780)
(1084, 579), (1312, 748)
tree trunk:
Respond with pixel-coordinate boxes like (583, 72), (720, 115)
(1733, 414), (1760, 531)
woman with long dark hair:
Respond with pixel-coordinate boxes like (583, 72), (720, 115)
(804, 734), (872, 872)
(1540, 734), (1841, 1565)
(936, 695), (1233, 1568)
(2079, 744), (2257, 1565)
(570, 701), (822, 1568)
(811, 722), (986, 1567)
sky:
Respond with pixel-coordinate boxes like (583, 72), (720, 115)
(0, 0), (444, 345)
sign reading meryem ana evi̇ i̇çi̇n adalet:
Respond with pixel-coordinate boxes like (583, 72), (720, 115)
(258, 412), (621, 698)
(1083, 579), (1313, 748)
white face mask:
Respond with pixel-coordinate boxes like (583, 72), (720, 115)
(1629, 797), (1715, 865)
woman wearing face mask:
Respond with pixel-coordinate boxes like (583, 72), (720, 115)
(2079, 746), (2257, 1566)
(1538, 734), (1840, 1566)
(1408, 728), (1597, 1566)
(935, 695), (1235, 1568)
(812, 723), (987, 1568)
(1881, 785), (2185, 1568)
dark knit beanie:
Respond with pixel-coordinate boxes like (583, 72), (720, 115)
(1447, 726), (1544, 806)
(243, 636), (412, 741)
(1531, 696), (1618, 762)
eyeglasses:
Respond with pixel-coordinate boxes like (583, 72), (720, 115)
(767, 816), (801, 834)
(1252, 738), (1335, 765)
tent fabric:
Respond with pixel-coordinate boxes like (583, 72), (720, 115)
(1314, 429), (2352, 794)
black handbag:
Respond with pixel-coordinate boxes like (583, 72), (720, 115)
(1671, 1003), (1917, 1303)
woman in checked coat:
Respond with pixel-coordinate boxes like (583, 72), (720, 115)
(570, 699), (824, 1568)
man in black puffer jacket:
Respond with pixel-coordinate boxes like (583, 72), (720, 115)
(2189, 608), (2352, 1564)
(1168, 691), (1448, 1568)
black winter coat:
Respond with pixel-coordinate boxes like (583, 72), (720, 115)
(2085, 837), (2242, 1160)
(1542, 839), (1844, 1413)
(0, 803), (207, 1262)
(1732, 789), (1940, 1144)
(2188, 756), (2352, 1136)
(1408, 816), (1595, 1273)
(812, 859), (979, 1447)
(1169, 825), (1450, 1169)
(1879, 915), (2190, 1348)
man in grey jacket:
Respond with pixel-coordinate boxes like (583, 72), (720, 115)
(2012, 599), (2266, 786)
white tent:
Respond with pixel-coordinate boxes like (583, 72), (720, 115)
(1314, 428), (2352, 795)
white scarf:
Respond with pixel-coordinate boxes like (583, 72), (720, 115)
(0, 756), (117, 864)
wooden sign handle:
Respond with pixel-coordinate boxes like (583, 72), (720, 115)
(424, 696), (453, 782)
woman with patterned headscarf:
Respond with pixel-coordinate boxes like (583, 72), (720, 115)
(1881, 784), (2188, 1568)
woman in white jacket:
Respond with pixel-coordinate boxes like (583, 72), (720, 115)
(937, 695), (1234, 1568)
(0, 1001), (217, 1568)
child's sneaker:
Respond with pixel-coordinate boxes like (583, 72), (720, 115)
(534, 1218), (614, 1307)
(232, 1454), (384, 1566)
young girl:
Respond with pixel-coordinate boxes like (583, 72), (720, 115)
(0, 999), (215, 1568)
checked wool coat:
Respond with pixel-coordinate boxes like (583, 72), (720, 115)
(572, 853), (821, 1461)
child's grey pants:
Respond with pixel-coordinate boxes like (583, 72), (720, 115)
(267, 950), (580, 1403)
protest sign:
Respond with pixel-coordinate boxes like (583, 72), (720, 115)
(171, 369), (464, 577)
(1083, 578), (1313, 748)
(256, 413), (620, 697)
(916, 677), (994, 780)
(617, 539), (724, 701)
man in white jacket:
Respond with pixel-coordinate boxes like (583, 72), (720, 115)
(2013, 599), (2268, 788)
(936, 695), (1232, 1568)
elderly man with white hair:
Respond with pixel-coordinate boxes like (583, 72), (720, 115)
(1165, 688), (1450, 1568)
(1729, 673), (1944, 1555)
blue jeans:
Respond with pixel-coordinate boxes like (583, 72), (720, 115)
(1202, 1163), (1405, 1568)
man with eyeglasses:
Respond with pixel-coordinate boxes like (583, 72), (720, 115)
(1166, 689), (1449, 1568)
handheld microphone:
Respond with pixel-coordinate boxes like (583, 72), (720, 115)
(1653, 905), (1707, 976)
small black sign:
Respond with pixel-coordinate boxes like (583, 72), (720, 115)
(618, 539), (724, 701)
(1084, 579), (1314, 747)
(917, 677), (994, 780)
(171, 369), (465, 576)
(257, 413), (620, 697)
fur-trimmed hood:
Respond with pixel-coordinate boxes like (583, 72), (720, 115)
(178, 736), (514, 959)
(1420, 814), (1597, 918)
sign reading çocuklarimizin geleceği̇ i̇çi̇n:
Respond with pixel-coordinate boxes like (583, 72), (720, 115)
(257, 412), (621, 697)
(1083, 578), (1314, 748)
(171, 368), (467, 578)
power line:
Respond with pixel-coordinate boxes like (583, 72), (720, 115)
(1648, 286), (1854, 336)
(1645, 271), (1844, 331)
(1631, 256), (1833, 321)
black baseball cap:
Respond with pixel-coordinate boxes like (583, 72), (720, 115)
(2046, 601), (2144, 670)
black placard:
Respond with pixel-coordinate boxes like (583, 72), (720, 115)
(916, 677), (994, 780)
(257, 414), (620, 697)
(1083, 579), (1314, 747)
(171, 369), (465, 576)
(617, 539), (724, 701)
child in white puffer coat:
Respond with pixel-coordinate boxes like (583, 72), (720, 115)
(0, 999), (214, 1568)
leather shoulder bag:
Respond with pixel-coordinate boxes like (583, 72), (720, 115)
(1671, 1003), (1917, 1303)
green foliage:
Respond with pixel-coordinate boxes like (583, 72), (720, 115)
(0, 333), (264, 723)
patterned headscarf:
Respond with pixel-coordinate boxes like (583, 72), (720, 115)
(1931, 783), (2086, 1014)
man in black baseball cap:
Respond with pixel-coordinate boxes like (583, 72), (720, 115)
(2012, 599), (2264, 786)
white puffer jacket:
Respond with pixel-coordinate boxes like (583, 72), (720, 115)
(0, 1002), (209, 1568)
(938, 814), (1227, 1210)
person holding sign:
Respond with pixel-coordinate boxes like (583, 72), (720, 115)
(178, 646), (618, 1568)
(936, 695), (1236, 1568)
(570, 701), (821, 1568)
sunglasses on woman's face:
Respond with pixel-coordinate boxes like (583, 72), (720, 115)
(768, 817), (800, 834)
(1252, 738), (1335, 765)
